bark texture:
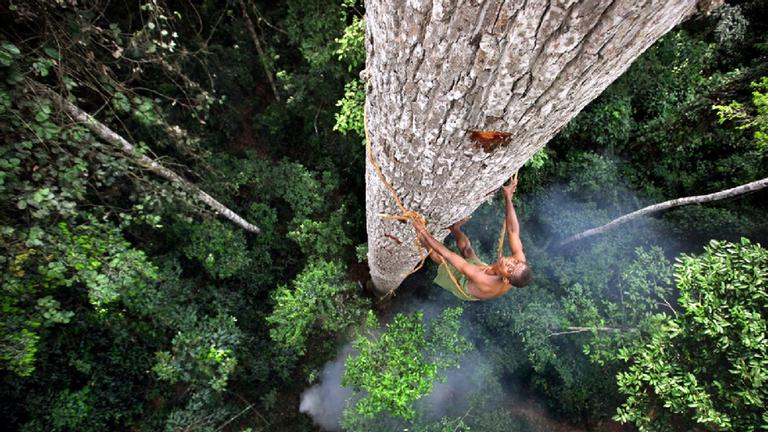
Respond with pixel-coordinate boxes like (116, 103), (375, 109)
(560, 177), (768, 246)
(47, 88), (262, 234)
(365, 0), (710, 292)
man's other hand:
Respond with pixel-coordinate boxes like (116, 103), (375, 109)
(501, 177), (518, 197)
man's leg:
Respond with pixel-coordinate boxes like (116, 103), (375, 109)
(450, 219), (479, 260)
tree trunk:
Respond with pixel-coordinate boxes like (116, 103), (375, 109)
(365, 0), (718, 293)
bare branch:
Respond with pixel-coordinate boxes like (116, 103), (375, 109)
(560, 177), (768, 246)
(214, 403), (254, 432)
(547, 326), (623, 337)
(238, 0), (281, 102)
(658, 296), (679, 318)
(42, 85), (261, 234)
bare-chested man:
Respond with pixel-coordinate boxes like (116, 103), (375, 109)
(411, 178), (533, 301)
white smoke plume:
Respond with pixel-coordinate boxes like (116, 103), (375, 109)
(299, 345), (354, 432)
(298, 317), (499, 431)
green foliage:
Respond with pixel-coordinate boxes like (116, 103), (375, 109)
(182, 220), (252, 280)
(153, 313), (242, 392)
(714, 76), (768, 152)
(0, 41), (21, 67)
(130, 95), (160, 126)
(162, 388), (233, 432)
(284, 0), (348, 70)
(330, 0), (367, 141)
(54, 222), (159, 308)
(262, 159), (326, 220)
(1, 221), (157, 376)
(49, 388), (96, 431)
(355, 245), (369, 266)
(560, 95), (634, 150)
(343, 307), (471, 421)
(334, 79), (365, 138)
(288, 205), (353, 259)
(1, 1), (368, 430)
(524, 147), (549, 170)
(582, 247), (676, 366)
(616, 239), (768, 431)
(0, 327), (39, 378)
(335, 7), (366, 70)
(267, 260), (368, 356)
(713, 5), (749, 50)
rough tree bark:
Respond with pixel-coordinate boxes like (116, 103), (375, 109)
(365, 0), (721, 293)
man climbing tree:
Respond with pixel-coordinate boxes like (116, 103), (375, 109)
(412, 178), (532, 300)
(364, 0), (724, 293)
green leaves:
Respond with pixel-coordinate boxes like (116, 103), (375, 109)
(36, 296), (74, 325)
(334, 79), (365, 139)
(335, 14), (365, 70)
(267, 260), (369, 356)
(616, 239), (768, 431)
(50, 388), (97, 431)
(288, 205), (353, 259)
(153, 314), (242, 392)
(130, 96), (159, 125)
(111, 92), (131, 113)
(0, 41), (20, 67)
(54, 222), (159, 309)
(342, 307), (471, 421)
(182, 220), (251, 280)
(714, 76), (768, 153)
(1, 221), (157, 377)
(32, 57), (54, 77)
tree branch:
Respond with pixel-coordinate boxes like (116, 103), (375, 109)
(44, 87), (262, 234)
(547, 326), (623, 337)
(560, 177), (768, 246)
(239, 0), (281, 102)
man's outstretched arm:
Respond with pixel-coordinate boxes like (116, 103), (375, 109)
(412, 220), (501, 300)
(502, 179), (526, 262)
(411, 221), (474, 275)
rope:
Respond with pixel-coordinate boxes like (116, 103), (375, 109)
(364, 104), (473, 299)
(364, 104), (516, 300)
(496, 220), (506, 259)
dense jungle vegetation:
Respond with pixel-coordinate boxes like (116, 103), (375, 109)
(1, 1), (766, 431)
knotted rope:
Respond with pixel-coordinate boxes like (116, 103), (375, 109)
(364, 104), (517, 300)
(364, 105), (470, 298)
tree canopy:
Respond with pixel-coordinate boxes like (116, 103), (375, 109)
(1, 1), (766, 432)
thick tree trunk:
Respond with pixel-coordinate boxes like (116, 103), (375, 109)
(365, 0), (716, 293)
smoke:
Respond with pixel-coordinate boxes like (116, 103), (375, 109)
(299, 338), (499, 431)
(299, 345), (354, 432)
(299, 161), (687, 431)
(417, 351), (499, 421)
(299, 290), (507, 431)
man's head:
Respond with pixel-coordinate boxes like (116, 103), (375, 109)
(492, 256), (533, 287)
